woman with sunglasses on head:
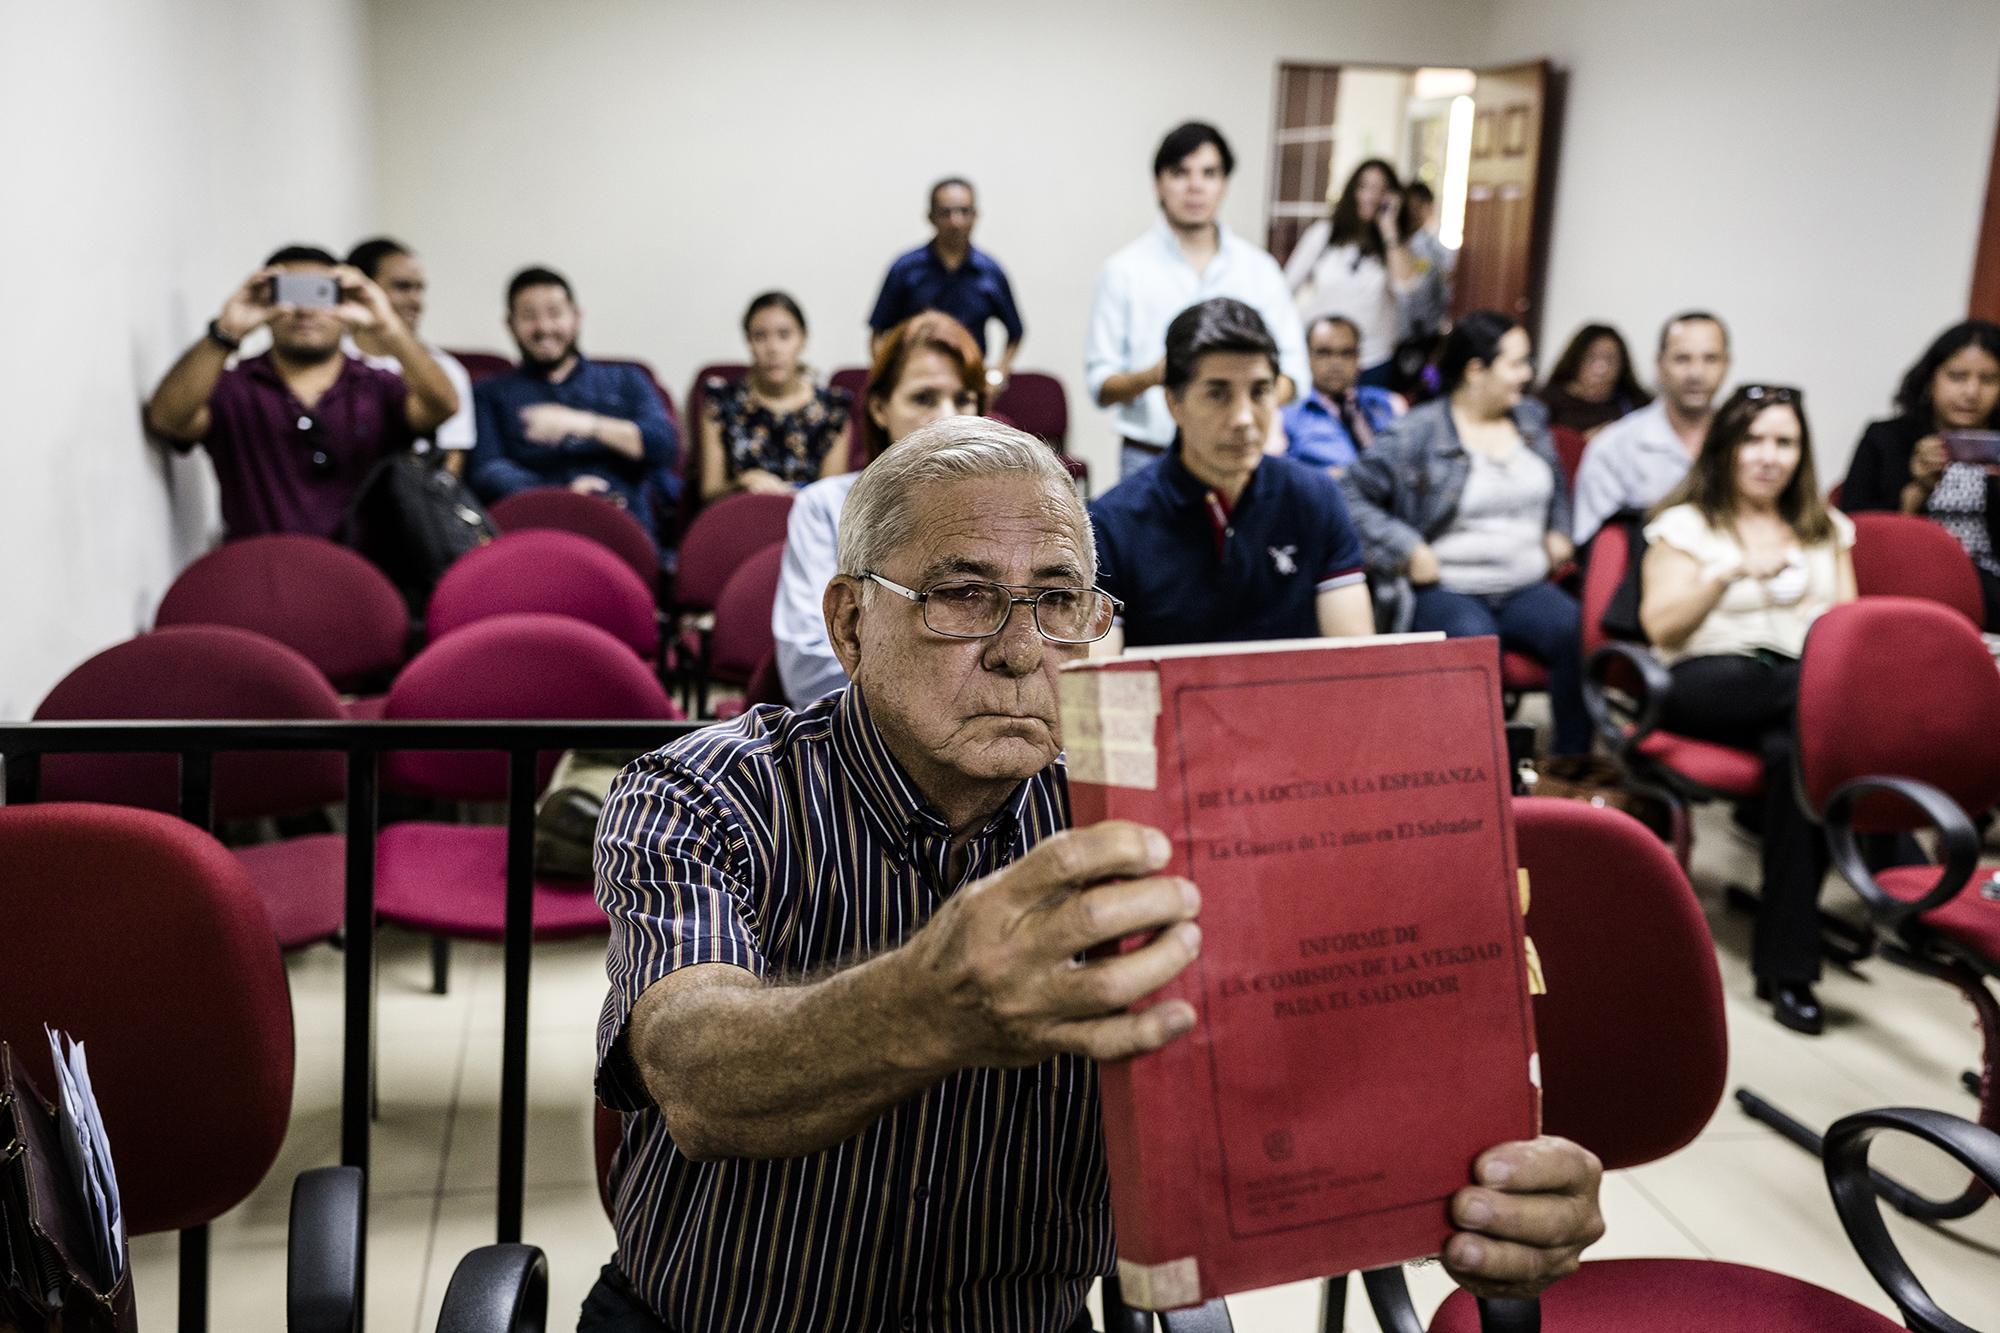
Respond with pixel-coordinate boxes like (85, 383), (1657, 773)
(772, 311), (988, 706)
(1641, 385), (1856, 1035)
(1838, 320), (2000, 628)
(1283, 158), (1416, 389)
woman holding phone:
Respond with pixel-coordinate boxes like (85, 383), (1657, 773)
(1839, 320), (2000, 627)
(1641, 386), (1856, 1034)
(1283, 159), (1416, 388)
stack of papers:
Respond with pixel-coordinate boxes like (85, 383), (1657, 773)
(42, 1028), (124, 1286)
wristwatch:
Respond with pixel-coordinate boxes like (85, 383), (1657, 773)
(205, 319), (242, 352)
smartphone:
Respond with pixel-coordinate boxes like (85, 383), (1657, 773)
(1942, 430), (2000, 467)
(271, 272), (339, 309)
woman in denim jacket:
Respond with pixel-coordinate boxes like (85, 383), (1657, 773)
(1341, 311), (1589, 754)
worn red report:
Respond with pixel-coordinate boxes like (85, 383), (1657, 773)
(1059, 635), (1540, 1309)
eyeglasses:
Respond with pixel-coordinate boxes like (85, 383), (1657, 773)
(1740, 384), (1803, 406)
(863, 574), (1120, 644)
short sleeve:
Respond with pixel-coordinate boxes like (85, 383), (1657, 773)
(1306, 470), (1367, 588)
(593, 752), (768, 1110)
(1643, 504), (1722, 561)
(1829, 509), (1856, 550)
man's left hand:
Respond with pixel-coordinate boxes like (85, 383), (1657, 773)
(1443, 1135), (1604, 1301)
(521, 403), (597, 445)
(332, 265), (399, 336)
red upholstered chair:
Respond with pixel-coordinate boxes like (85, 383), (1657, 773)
(829, 366), (871, 466)
(1848, 510), (1985, 625)
(155, 534), (411, 696)
(992, 371), (1069, 449)
(1549, 424), (1589, 487)
(428, 528), (660, 661)
(443, 348), (517, 384)
(32, 625), (349, 948)
(709, 543), (784, 690)
(1791, 596), (2000, 1210)
(488, 486), (661, 591)
(0, 803), (294, 1331)
(671, 492), (794, 713)
(376, 613), (681, 990)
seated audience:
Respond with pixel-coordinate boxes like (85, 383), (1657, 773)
(146, 244), (459, 540)
(1092, 298), (1372, 651)
(868, 177), (1024, 391)
(1538, 322), (1651, 438)
(1640, 385), (1854, 1035)
(345, 236), (477, 473)
(1571, 311), (1730, 545)
(698, 292), (852, 503)
(1342, 311), (1588, 755)
(1087, 121), (1307, 480)
(1282, 314), (1403, 475)
(1839, 319), (2000, 627)
(588, 414), (1605, 1332)
(1283, 159), (1416, 388)
(772, 312), (986, 704)
(468, 266), (678, 530)
(1398, 180), (1455, 345)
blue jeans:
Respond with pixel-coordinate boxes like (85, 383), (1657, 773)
(1411, 581), (1589, 755)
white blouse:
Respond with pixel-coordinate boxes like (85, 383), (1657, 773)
(1283, 220), (1402, 370)
(1643, 504), (1855, 665)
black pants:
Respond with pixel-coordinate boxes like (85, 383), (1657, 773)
(576, 1261), (1098, 1332)
(1659, 654), (1826, 984)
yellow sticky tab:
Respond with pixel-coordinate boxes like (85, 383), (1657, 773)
(1518, 867), (1532, 917)
(1523, 935), (1547, 996)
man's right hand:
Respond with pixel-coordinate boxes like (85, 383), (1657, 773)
(216, 267), (278, 342)
(898, 821), (1201, 1069)
(1407, 542), (1441, 586)
(1911, 434), (1949, 488)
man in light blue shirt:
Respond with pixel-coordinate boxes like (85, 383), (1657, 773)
(1085, 122), (1308, 479)
(1283, 315), (1402, 475)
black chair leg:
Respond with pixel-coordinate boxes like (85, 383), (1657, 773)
(1735, 1087), (1994, 1221)
(1100, 1269), (1152, 1332)
(1318, 1272), (1349, 1331)
(431, 935), (451, 995)
(180, 1222), (210, 1333)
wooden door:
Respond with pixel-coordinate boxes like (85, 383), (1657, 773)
(1454, 61), (1561, 341)
(1267, 63), (1340, 268)
(1971, 98), (2000, 320)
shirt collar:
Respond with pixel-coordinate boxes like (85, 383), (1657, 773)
(830, 684), (1036, 850)
(1162, 443), (1264, 510)
(241, 350), (354, 396)
(1151, 216), (1233, 269)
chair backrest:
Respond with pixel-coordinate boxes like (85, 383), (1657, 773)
(1578, 519), (1630, 662)
(1797, 596), (2000, 824)
(428, 529), (660, 659)
(488, 487), (659, 591)
(1849, 511), (1984, 625)
(1548, 425), (1589, 487)
(674, 492), (795, 613)
(155, 534), (410, 692)
(828, 366), (871, 467)
(595, 356), (682, 439)
(745, 649), (785, 707)
(0, 802), (294, 1233)
(1514, 797), (1728, 1169)
(383, 612), (680, 800)
(33, 626), (347, 819)
(991, 372), (1069, 451)
(442, 349), (517, 385)
(710, 543), (786, 680)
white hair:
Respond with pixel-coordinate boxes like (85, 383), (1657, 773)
(836, 418), (1095, 583)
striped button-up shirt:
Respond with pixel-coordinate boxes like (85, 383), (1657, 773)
(594, 686), (1112, 1332)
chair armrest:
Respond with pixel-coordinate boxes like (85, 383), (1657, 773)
(1822, 776), (1983, 927)
(1478, 1296), (1542, 1332)
(1582, 641), (1671, 757)
(1824, 1107), (2000, 1333)
(435, 1244), (549, 1333)
(288, 1166), (365, 1333)
(1361, 1266), (1429, 1333)
(1158, 1298), (1235, 1331)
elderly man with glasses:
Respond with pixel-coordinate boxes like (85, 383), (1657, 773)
(586, 418), (1604, 1333)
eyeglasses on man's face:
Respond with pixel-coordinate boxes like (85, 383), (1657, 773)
(863, 574), (1120, 644)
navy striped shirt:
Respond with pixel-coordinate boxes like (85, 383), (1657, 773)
(594, 686), (1112, 1331)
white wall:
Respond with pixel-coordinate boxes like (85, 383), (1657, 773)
(1330, 66), (1413, 195)
(0, 0), (377, 719)
(365, 0), (1484, 482)
(1480, 0), (2000, 477)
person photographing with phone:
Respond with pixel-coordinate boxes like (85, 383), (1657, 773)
(146, 243), (460, 540)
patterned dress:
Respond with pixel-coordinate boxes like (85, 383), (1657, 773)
(705, 376), (853, 487)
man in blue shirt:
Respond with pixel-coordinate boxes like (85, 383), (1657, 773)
(1091, 298), (1375, 651)
(1283, 314), (1403, 475)
(469, 267), (679, 532)
(868, 178), (1024, 388)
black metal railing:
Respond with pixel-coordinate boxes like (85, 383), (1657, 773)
(0, 717), (704, 1332)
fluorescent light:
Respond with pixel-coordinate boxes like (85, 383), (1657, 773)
(1440, 94), (1474, 250)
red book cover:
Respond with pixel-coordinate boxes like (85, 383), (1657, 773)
(1059, 635), (1540, 1310)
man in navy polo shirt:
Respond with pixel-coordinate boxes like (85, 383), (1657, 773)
(868, 178), (1025, 390)
(1091, 297), (1374, 652)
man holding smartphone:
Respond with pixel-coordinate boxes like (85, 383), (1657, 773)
(146, 244), (460, 539)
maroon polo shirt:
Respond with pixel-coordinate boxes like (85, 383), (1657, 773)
(178, 352), (414, 539)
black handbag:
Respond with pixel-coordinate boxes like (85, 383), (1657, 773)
(0, 1043), (136, 1333)
(340, 453), (498, 609)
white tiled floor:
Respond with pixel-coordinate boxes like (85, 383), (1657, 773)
(129, 803), (2000, 1331)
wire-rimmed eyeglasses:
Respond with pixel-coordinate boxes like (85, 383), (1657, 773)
(863, 573), (1120, 644)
